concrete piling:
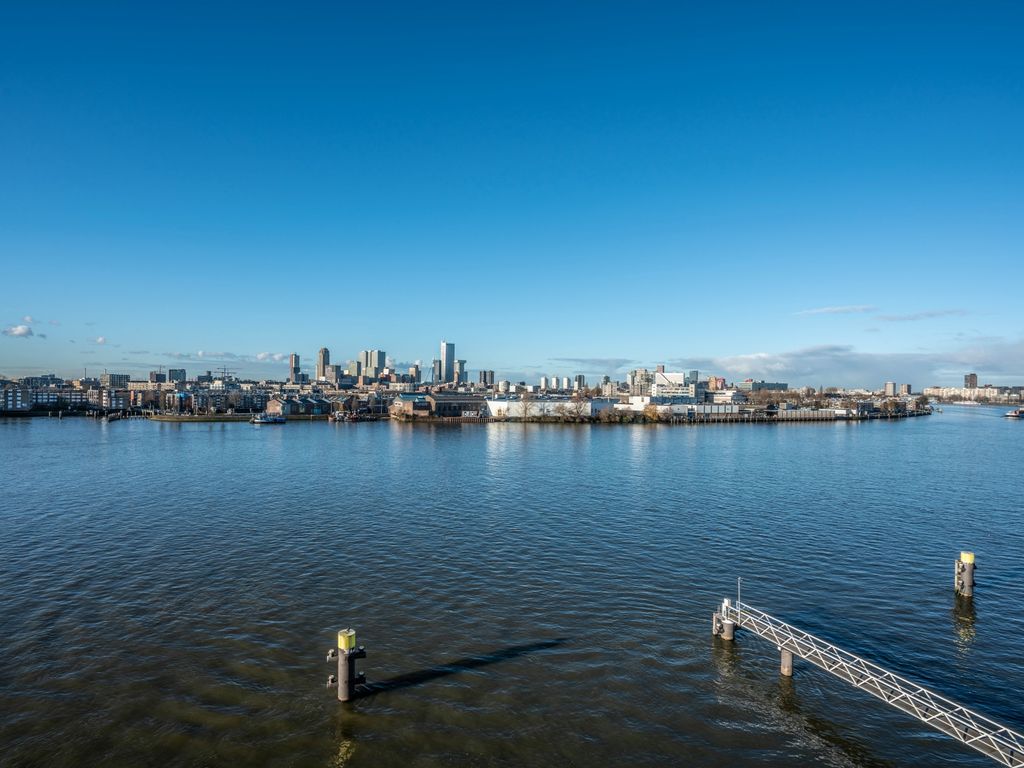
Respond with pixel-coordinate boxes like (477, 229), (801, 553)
(721, 619), (735, 641)
(955, 551), (976, 598)
(713, 598), (738, 641)
(780, 648), (793, 677)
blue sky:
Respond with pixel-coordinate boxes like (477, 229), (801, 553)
(2, 2), (1022, 386)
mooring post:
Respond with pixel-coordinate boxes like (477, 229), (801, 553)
(955, 551), (976, 598)
(326, 628), (367, 702)
(713, 598), (736, 640)
(780, 648), (793, 677)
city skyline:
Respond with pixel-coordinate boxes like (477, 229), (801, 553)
(2, 4), (1023, 386)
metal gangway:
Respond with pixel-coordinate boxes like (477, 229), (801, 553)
(714, 599), (1024, 767)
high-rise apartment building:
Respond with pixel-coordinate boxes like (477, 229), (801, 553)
(432, 359), (442, 385)
(409, 364), (421, 383)
(899, 384), (912, 395)
(100, 373), (130, 388)
(574, 374), (586, 390)
(149, 371), (166, 383)
(884, 381), (897, 397)
(965, 372), (978, 388)
(454, 359), (467, 385)
(316, 347), (330, 381)
(479, 370), (495, 387)
(289, 354), (301, 384)
(168, 369), (186, 383)
(441, 341), (455, 383)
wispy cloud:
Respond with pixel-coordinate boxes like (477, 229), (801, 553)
(2, 325), (34, 338)
(94, 336), (107, 345)
(48, 319), (60, 326)
(127, 350), (150, 355)
(876, 309), (969, 322)
(255, 352), (287, 362)
(22, 315), (34, 324)
(795, 305), (876, 316)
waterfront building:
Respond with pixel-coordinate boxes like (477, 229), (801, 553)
(965, 372), (978, 388)
(168, 368), (186, 383)
(899, 384), (912, 396)
(289, 354), (301, 384)
(426, 392), (485, 418)
(2, 387), (30, 411)
(441, 340), (455, 383)
(316, 347), (330, 381)
(884, 381), (897, 397)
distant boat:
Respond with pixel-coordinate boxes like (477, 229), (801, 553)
(251, 414), (286, 424)
(1004, 408), (1023, 419)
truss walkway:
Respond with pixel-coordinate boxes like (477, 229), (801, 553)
(715, 599), (1024, 767)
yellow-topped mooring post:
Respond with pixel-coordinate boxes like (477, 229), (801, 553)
(955, 551), (976, 598)
(326, 628), (367, 701)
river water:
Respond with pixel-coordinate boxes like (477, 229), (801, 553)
(1, 406), (1022, 767)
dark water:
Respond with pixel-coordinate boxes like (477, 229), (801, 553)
(1, 407), (1022, 767)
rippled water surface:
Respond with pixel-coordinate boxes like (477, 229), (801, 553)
(1, 407), (1022, 767)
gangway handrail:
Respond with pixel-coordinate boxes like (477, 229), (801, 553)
(719, 599), (1024, 767)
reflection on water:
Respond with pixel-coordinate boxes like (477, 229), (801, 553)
(952, 594), (977, 653)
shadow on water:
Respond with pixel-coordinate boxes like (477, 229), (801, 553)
(357, 638), (569, 697)
(775, 676), (896, 768)
(713, 639), (894, 768)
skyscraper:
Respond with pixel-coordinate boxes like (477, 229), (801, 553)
(358, 350), (386, 378)
(289, 354), (300, 384)
(965, 372), (978, 388)
(454, 359), (466, 384)
(441, 340), (455, 383)
(316, 347), (330, 381)
(432, 359), (442, 384)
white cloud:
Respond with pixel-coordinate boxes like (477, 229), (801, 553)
(2, 325), (34, 338)
(22, 315), (34, 324)
(796, 305), (876, 316)
(669, 338), (1024, 388)
(876, 309), (968, 322)
(94, 336), (107, 345)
